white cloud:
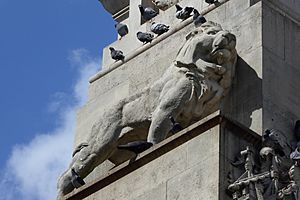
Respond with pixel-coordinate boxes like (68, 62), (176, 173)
(0, 49), (100, 200)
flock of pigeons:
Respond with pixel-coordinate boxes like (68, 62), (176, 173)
(109, 0), (217, 158)
(109, 0), (218, 63)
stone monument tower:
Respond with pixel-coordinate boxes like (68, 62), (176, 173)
(57, 0), (300, 199)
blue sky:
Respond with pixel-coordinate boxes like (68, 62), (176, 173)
(0, 0), (115, 199)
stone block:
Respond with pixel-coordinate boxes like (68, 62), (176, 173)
(166, 156), (219, 200)
(78, 124), (221, 200)
(224, 1), (262, 56)
(262, 47), (300, 137)
(273, 0), (300, 19)
(222, 47), (263, 134)
(187, 126), (219, 168)
(263, 3), (285, 59)
(132, 183), (167, 200)
(225, 0), (251, 19)
(284, 17), (300, 67)
(205, 1), (226, 24)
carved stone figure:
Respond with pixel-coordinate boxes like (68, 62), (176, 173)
(228, 129), (295, 200)
(278, 147), (300, 199)
(57, 21), (237, 199)
(152, 0), (180, 10)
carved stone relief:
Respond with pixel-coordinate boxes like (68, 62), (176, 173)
(228, 124), (300, 200)
(57, 22), (237, 199)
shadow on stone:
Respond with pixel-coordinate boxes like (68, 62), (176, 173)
(222, 56), (262, 130)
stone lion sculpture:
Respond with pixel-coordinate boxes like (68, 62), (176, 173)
(57, 21), (237, 198)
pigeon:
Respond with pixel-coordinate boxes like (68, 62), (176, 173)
(70, 168), (85, 189)
(137, 31), (154, 44)
(170, 116), (183, 134)
(138, 5), (158, 21)
(109, 47), (125, 61)
(193, 9), (207, 27)
(175, 4), (194, 20)
(115, 22), (129, 39)
(150, 22), (170, 35)
(118, 141), (153, 163)
(117, 141), (153, 154)
(205, 0), (217, 4)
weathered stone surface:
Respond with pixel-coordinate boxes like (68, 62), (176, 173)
(167, 156), (219, 200)
(284, 17), (300, 67)
(263, 4), (285, 59)
(262, 1), (300, 138)
(187, 126), (219, 167)
(222, 48), (263, 134)
(57, 22), (237, 198)
(98, 0), (129, 16)
(263, 47), (300, 136)
(62, 0), (300, 199)
(92, 0), (263, 144)
(131, 183), (167, 200)
(82, 125), (220, 200)
(84, 139), (188, 200)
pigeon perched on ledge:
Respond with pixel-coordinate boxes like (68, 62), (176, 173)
(193, 9), (207, 27)
(138, 5), (158, 21)
(170, 116), (183, 134)
(118, 141), (153, 163)
(117, 141), (153, 155)
(150, 22), (170, 35)
(109, 47), (125, 61)
(115, 22), (129, 40)
(137, 31), (154, 44)
(175, 4), (194, 20)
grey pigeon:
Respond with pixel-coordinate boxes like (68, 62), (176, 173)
(138, 5), (158, 21)
(205, 0), (217, 4)
(109, 47), (125, 61)
(115, 22), (129, 39)
(118, 141), (153, 163)
(193, 9), (207, 27)
(70, 168), (85, 189)
(169, 116), (183, 134)
(150, 22), (170, 35)
(137, 31), (154, 44)
(118, 141), (153, 154)
(175, 4), (194, 20)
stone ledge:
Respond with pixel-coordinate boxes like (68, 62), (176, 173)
(64, 111), (261, 200)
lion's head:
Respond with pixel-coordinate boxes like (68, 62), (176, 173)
(175, 21), (237, 70)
